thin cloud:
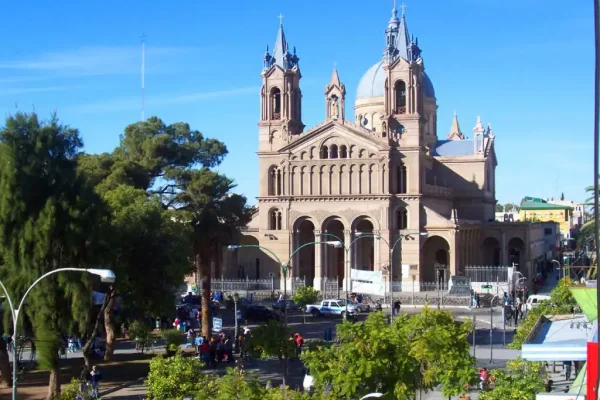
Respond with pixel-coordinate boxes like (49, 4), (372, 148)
(0, 86), (77, 96)
(0, 45), (197, 76)
(66, 86), (259, 113)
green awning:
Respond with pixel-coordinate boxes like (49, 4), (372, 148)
(571, 288), (597, 321)
(568, 361), (587, 395)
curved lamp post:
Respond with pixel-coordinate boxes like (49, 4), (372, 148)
(317, 232), (385, 321)
(359, 393), (383, 400)
(0, 267), (116, 400)
(551, 259), (561, 281)
(355, 232), (429, 324)
(227, 240), (342, 385)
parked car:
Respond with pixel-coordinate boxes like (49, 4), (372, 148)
(272, 299), (301, 311)
(305, 299), (358, 318)
(352, 301), (371, 313)
(525, 295), (551, 311)
(240, 305), (281, 322)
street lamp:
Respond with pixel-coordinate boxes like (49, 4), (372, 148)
(490, 294), (499, 363)
(226, 240), (342, 385)
(233, 292), (240, 353)
(354, 231), (428, 324)
(551, 259), (561, 281)
(0, 267), (116, 400)
(512, 271), (526, 302)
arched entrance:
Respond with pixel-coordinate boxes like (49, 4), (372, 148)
(422, 236), (450, 283)
(508, 237), (525, 270)
(323, 218), (345, 287)
(353, 219), (374, 271)
(295, 219), (316, 286)
(481, 237), (501, 266)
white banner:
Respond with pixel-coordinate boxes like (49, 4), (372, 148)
(351, 269), (385, 296)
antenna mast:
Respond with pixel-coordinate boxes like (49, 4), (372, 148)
(141, 33), (147, 122)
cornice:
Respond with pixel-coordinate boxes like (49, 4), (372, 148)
(257, 194), (421, 203)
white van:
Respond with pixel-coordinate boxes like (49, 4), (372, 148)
(526, 295), (551, 310)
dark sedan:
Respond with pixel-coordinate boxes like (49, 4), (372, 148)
(272, 300), (301, 311)
(241, 305), (281, 322)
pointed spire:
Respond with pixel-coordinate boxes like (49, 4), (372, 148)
(487, 122), (495, 138)
(272, 18), (288, 68)
(447, 111), (464, 140)
(473, 116), (485, 133)
(329, 68), (341, 87)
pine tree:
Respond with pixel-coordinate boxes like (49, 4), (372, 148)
(0, 113), (100, 399)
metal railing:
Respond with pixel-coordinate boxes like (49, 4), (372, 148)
(463, 265), (509, 283)
(211, 277), (279, 292)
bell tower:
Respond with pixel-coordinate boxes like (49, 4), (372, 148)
(258, 17), (304, 152)
(381, 5), (426, 147)
(324, 68), (346, 121)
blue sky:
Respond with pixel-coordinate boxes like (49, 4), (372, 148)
(0, 0), (593, 205)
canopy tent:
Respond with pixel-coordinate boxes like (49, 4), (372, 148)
(522, 315), (597, 362)
(571, 287), (597, 322)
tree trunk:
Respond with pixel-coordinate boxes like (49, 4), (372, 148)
(103, 288), (117, 360)
(83, 294), (110, 367)
(46, 355), (60, 400)
(0, 337), (10, 388)
(200, 251), (212, 339)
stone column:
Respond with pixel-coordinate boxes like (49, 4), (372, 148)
(500, 231), (507, 266)
(313, 230), (323, 290)
(344, 230), (352, 291)
(373, 230), (381, 271)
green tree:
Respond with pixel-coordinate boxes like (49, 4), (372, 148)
(479, 358), (547, 400)
(246, 320), (295, 385)
(560, 192), (565, 201)
(81, 117), (252, 342)
(504, 203), (514, 212)
(510, 279), (577, 349)
(0, 113), (101, 398)
(495, 204), (504, 213)
(146, 355), (210, 399)
(301, 309), (475, 399)
(292, 286), (320, 323)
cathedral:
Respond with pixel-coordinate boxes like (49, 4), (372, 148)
(225, 6), (541, 292)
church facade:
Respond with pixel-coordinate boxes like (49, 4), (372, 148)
(225, 7), (545, 291)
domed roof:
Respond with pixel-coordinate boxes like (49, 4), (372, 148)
(355, 60), (435, 100)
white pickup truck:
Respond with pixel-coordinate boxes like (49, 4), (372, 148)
(305, 299), (358, 318)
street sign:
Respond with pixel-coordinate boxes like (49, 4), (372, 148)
(482, 285), (492, 289)
(212, 317), (222, 332)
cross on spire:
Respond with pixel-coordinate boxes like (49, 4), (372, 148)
(400, 2), (407, 15)
(278, 13), (284, 25)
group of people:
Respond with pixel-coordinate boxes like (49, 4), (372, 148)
(79, 365), (103, 398)
(190, 329), (236, 367)
(502, 292), (528, 326)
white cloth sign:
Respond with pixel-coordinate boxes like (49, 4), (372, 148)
(350, 269), (385, 296)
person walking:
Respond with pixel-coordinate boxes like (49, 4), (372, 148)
(90, 365), (102, 399)
(393, 300), (401, 316)
(564, 361), (572, 381)
(79, 365), (90, 394)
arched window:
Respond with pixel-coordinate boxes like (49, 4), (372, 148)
(396, 163), (407, 194)
(321, 146), (329, 159)
(269, 209), (282, 230)
(268, 166), (281, 196)
(396, 208), (408, 230)
(394, 80), (407, 114)
(340, 145), (347, 158)
(271, 88), (281, 120)
(330, 145), (338, 159)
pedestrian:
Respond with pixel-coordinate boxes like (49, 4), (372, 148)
(478, 367), (488, 390)
(90, 365), (102, 399)
(79, 365), (90, 393)
(519, 301), (527, 321)
(476, 294), (481, 308)
(225, 336), (234, 363)
(513, 303), (519, 326)
(394, 300), (401, 316)
(295, 333), (304, 358)
(564, 361), (572, 380)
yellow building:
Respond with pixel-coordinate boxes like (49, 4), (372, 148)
(520, 197), (573, 237)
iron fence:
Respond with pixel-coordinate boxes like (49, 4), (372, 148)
(462, 265), (509, 283)
(323, 277), (342, 300)
(211, 277), (279, 292)
(291, 276), (306, 295)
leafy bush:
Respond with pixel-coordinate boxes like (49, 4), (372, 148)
(162, 329), (184, 353)
(54, 379), (91, 400)
(479, 358), (547, 400)
(129, 320), (152, 342)
(146, 355), (206, 399)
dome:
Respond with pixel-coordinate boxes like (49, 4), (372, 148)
(355, 60), (436, 100)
